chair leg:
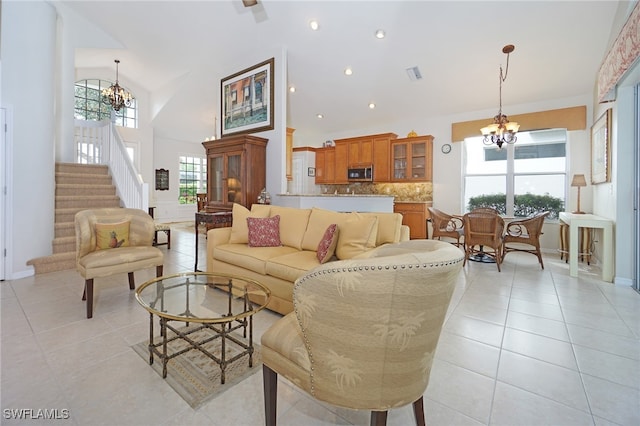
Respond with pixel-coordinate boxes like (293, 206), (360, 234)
(156, 265), (163, 277)
(128, 272), (135, 290)
(413, 397), (426, 426)
(370, 411), (388, 426)
(263, 365), (278, 426)
(166, 230), (171, 250)
(84, 279), (94, 319)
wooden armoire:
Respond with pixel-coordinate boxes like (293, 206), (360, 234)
(202, 134), (268, 212)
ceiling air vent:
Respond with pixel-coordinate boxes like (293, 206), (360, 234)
(406, 66), (422, 81)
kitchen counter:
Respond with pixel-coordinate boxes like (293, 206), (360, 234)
(275, 193), (394, 212)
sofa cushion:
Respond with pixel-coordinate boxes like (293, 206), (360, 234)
(266, 251), (321, 283)
(229, 203), (271, 244)
(95, 220), (130, 250)
(269, 206), (311, 250)
(301, 208), (344, 251)
(247, 215), (282, 247)
(317, 224), (339, 264)
(336, 213), (378, 259)
(214, 243), (298, 275)
(362, 212), (404, 245)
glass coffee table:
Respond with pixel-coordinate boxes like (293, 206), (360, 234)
(135, 272), (270, 384)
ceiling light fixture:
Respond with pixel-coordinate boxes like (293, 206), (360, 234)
(101, 59), (133, 112)
(316, 114), (324, 119)
(368, 103), (376, 109)
(289, 86), (296, 93)
(344, 67), (353, 76)
(309, 20), (319, 30)
(375, 29), (385, 39)
(480, 44), (519, 149)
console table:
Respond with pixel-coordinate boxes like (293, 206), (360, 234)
(558, 212), (613, 282)
(194, 211), (233, 271)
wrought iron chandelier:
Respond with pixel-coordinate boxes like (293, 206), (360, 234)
(101, 59), (133, 112)
(480, 45), (519, 149)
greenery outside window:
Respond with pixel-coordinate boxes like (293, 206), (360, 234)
(463, 129), (566, 219)
(179, 155), (207, 204)
(74, 79), (137, 128)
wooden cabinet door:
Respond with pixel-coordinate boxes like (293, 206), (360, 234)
(347, 139), (373, 166)
(315, 149), (327, 184)
(334, 143), (348, 183)
(394, 203), (428, 239)
(372, 136), (390, 182)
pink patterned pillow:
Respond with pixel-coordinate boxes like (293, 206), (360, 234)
(247, 215), (281, 247)
(317, 224), (339, 263)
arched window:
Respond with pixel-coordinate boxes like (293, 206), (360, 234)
(74, 79), (137, 128)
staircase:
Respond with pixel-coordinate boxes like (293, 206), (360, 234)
(27, 163), (121, 274)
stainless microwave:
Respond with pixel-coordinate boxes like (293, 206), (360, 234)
(347, 166), (373, 181)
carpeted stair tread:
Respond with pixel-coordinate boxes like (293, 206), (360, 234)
(55, 222), (76, 238)
(26, 252), (76, 274)
(52, 236), (76, 254)
(56, 184), (116, 197)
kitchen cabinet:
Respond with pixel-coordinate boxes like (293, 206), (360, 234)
(333, 133), (398, 182)
(334, 143), (349, 183)
(394, 202), (432, 239)
(315, 147), (335, 184)
(372, 134), (393, 182)
(391, 135), (433, 182)
(202, 134), (268, 212)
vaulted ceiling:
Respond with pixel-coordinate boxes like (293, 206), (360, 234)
(58, 0), (624, 143)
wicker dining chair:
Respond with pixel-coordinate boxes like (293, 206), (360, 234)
(462, 210), (505, 271)
(503, 211), (550, 269)
(428, 207), (464, 247)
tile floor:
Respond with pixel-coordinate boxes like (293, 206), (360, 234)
(1, 224), (639, 425)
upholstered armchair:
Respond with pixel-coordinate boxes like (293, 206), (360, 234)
(428, 207), (464, 247)
(503, 211), (550, 269)
(75, 208), (164, 318)
(261, 239), (464, 426)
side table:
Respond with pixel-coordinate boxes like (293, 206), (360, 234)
(195, 211), (233, 271)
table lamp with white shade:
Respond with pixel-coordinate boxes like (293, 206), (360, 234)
(571, 174), (587, 214)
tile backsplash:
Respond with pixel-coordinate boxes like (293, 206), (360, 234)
(320, 182), (432, 201)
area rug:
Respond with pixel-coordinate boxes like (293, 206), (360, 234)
(132, 325), (262, 409)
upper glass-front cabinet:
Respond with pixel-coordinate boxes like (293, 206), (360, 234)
(391, 135), (433, 182)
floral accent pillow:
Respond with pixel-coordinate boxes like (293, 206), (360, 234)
(247, 215), (282, 247)
(95, 221), (130, 250)
(316, 224), (339, 264)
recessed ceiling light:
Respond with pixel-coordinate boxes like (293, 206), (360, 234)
(368, 103), (376, 109)
(316, 114), (324, 119)
(309, 20), (319, 31)
(344, 67), (353, 76)
(289, 86), (296, 93)
(375, 29), (386, 39)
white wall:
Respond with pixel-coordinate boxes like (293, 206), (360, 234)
(153, 136), (204, 222)
(1, 0), (57, 278)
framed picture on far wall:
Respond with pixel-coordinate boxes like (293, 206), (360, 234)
(221, 57), (274, 137)
(591, 108), (611, 184)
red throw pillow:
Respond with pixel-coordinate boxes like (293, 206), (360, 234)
(317, 224), (339, 263)
(247, 215), (282, 247)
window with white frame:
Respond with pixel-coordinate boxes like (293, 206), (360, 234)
(179, 155), (207, 204)
(463, 129), (567, 219)
(74, 79), (137, 128)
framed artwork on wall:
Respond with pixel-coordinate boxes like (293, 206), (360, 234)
(155, 168), (169, 191)
(221, 57), (274, 137)
(308, 167), (315, 177)
(591, 108), (612, 184)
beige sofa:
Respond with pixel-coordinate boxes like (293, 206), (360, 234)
(206, 203), (409, 315)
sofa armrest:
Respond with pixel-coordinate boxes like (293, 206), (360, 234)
(206, 227), (232, 272)
(399, 225), (410, 242)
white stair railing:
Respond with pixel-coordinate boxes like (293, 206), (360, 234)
(74, 120), (148, 211)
